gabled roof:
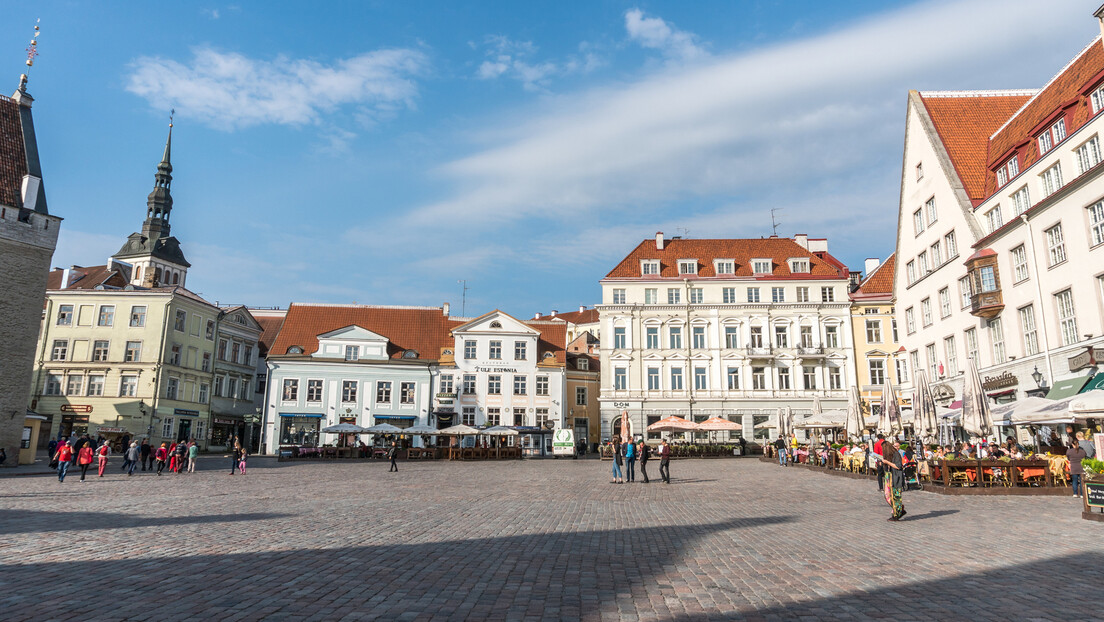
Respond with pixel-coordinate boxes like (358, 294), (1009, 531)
(540, 308), (600, 325)
(851, 254), (895, 299)
(271, 304), (452, 359)
(604, 237), (848, 280)
(253, 313), (286, 356)
(520, 320), (567, 366)
(46, 265), (128, 291)
(450, 309), (540, 335)
(918, 91), (1034, 204)
(0, 96), (28, 210)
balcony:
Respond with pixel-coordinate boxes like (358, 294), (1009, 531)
(970, 290), (1004, 320)
(744, 346), (775, 358)
(796, 345), (826, 357)
(965, 249), (1004, 320)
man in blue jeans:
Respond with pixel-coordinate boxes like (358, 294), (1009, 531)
(774, 436), (787, 466)
(624, 438), (636, 482)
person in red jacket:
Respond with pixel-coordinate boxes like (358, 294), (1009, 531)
(873, 434), (886, 491)
(96, 441), (110, 477)
(168, 442), (178, 473)
(77, 443), (95, 482)
(155, 443), (168, 475)
(53, 440), (73, 482)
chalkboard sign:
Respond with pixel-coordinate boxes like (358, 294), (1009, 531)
(1087, 481), (1104, 508)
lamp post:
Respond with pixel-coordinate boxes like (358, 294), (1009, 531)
(246, 407), (261, 454)
(140, 400), (150, 438)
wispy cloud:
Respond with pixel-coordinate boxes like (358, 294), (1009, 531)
(624, 8), (707, 62)
(126, 46), (429, 130)
(472, 35), (601, 91)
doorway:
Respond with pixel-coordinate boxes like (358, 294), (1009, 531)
(177, 419), (192, 442)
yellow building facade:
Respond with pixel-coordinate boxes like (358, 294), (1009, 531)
(849, 256), (911, 417)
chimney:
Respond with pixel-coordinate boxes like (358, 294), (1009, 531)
(864, 258), (881, 276)
(1096, 4), (1104, 43)
(142, 267), (156, 288)
(578, 305), (586, 313)
(442, 302), (450, 316)
(533, 312), (542, 320)
(655, 231), (664, 250)
(550, 310), (558, 318)
(59, 267), (71, 289)
(794, 233), (808, 249)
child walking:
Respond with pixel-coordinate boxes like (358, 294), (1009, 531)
(238, 447), (247, 474)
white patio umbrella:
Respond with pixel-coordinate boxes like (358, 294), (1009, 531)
(845, 386), (864, 441)
(404, 423), (440, 435)
(1069, 389), (1104, 418)
(482, 425), (519, 436)
(797, 409), (847, 429)
(320, 423), (367, 434)
(914, 370), (940, 444)
(362, 423), (404, 435)
(437, 424), (480, 435)
(960, 357), (994, 443)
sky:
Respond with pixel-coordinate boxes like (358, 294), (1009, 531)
(2, 1), (1100, 318)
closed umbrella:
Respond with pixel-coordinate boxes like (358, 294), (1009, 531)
(879, 377), (902, 436)
(845, 386), (864, 441)
(914, 370), (940, 444)
(620, 410), (631, 443)
(776, 408), (788, 439)
(960, 357), (994, 443)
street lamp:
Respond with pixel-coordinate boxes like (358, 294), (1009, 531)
(1031, 365), (1045, 389)
(140, 400), (150, 438)
(245, 407), (261, 454)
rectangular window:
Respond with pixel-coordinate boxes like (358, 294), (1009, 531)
(670, 367), (684, 391)
(1090, 201), (1104, 247)
(716, 260), (734, 274)
(1010, 245), (1029, 283)
(726, 367), (740, 390)
(344, 345), (359, 361)
(774, 325), (788, 348)
(979, 268), (996, 295)
(1056, 289), (1078, 346)
(746, 287), (760, 303)
(45, 374), (62, 396)
(930, 242), (942, 268)
(376, 381), (392, 403)
(168, 343), (181, 366)
(777, 366), (791, 390)
(678, 260), (696, 274)
(724, 326), (739, 349)
(612, 288), (626, 304)
(905, 308), (916, 334)
(913, 209), (925, 235)
(790, 259), (809, 273)
(869, 360), (885, 385)
(56, 304), (73, 325)
(959, 276), (972, 309)
(940, 338), (958, 377)
(641, 261), (659, 275)
(174, 309), (186, 332)
(614, 368), (627, 390)
(906, 261), (916, 285)
(771, 287), (785, 303)
(66, 375), (83, 397)
(821, 287), (835, 302)
(692, 326), (706, 349)
(669, 326), (682, 349)
(400, 382), (415, 404)
(205, 319), (215, 340)
(1077, 135), (1102, 174)
(796, 287), (810, 303)
(1093, 84), (1104, 113)
(645, 288), (658, 304)
(828, 366), (842, 390)
(1041, 163), (1063, 198)
(985, 206), (1003, 234)
(231, 342), (241, 364)
(1020, 305), (1039, 356)
(514, 375), (527, 396)
(535, 408), (550, 428)
(120, 375), (138, 398)
(865, 319), (882, 344)
(514, 341), (527, 360)
(462, 407), (476, 427)
(536, 375), (548, 395)
(939, 288), (951, 319)
(824, 326), (839, 348)
(647, 367), (660, 390)
(307, 379), (323, 402)
(463, 374), (477, 395)
(916, 162), (924, 180)
(891, 319), (899, 342)
(217, 339), (228, 361)
(921, 298), (933, 327)
(965, 328), (979, 364)
(926, 344), (938, 379)
(214, 376), (223, 398)
(165, 377), (178, 400)
(227, 378), (238, 401)
(694, 366), (707, 390)
(513, 408), (525, 427)
(161, 417), (174, 438)
(92, 340), (110, 362)
(98, 305), (115, 327)
(489, 340), (502, 360)
(667, 288), (680, 304)
(722, 287), (736, 303)
(575, 386), (587, 405)
(202, 352), (211, 372)
(613, 327), (626, 349)
(341, 380), (358, 403)
(645, 326), (659, 349)
(1045, 224), (1066, 267)
(800, 326), (813, 348)
(487, 375), (501, 395)
(127, 342), (144, 364)
(989, 318), (1006, 364)
(486, 408), (500, 427)
(896, 357), (910, 384)
(752, 367), (766, 390)
(689, 288), (703, 304)
(1011, 186), (1030, 217)
(440, 374), (454, 395)
(918, 251), (929, 274)
(925, 197), (937, 225)
(753, 259), (771, 273)
(802, 366), (816, 390)
(749, 326), (764, 348)
(1038, 128), (1054, 155)
(464, 340), (476, 359)
(998, 165), (1008, 187)
(243, 345), (253, 366)
(281, 378), (299, 402)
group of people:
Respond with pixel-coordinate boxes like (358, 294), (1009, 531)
(49, 434), (250, 482)
(49, 437), (113, 483)
(608, 438), (671, 484)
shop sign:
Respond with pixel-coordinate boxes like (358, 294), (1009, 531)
(474, 366), (519, 373)
(213, 418), (238, 426)
(61, 404), (93, 413)
(98, 427), (129, 434)
(174, 408), (199, 417)
(1069, 347), (1104, 372)
(981, 371), (1018, 392)
(1086, 481), (1104, 508)
(552, 428), (575, 456)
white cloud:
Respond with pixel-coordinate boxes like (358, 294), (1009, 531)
(624, 8), (707, 62)
(472, 35), (599, 90)
(201, 8), (220, 19)
(126, 46), (429, 130)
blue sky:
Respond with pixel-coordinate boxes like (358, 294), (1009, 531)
(2, 1), (1099, 317)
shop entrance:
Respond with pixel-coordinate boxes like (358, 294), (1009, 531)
(177, 419), (192, 442)
(59, 415), (89, 439)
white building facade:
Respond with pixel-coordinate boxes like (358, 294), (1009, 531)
(597, 233), (857, 443)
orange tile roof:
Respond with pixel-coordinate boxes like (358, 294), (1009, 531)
(984, 40), (1104, 196)
(0, 96), (27, 209)
(541, 308), (600, 324)
(852, 254), (895, 298)
(272, 304), (453, 360)
(46, 265), (128, 290)
(920, 92), (1032, 204)
(604, 237), (848, 280)
(254, 315), (286, 355)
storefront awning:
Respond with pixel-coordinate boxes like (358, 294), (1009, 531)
(1080, 374), (1104, 393)
(280, 413), (324, 418)
(1045, 375), (1093, 400)
(514, 426), (553, 434)
(375, 415), (416, 420)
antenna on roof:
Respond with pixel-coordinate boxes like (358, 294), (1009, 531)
(458, 279), (469, 317)
(675, 227), (690, 238)
(770, 208), (783, 237)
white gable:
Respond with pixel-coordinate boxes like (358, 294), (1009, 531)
(453, 310), (539, 336)
(315, 325), (390, 360)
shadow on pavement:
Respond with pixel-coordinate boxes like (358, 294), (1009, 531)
(901, 509), (959, 522)
(0, 509), (294, 534)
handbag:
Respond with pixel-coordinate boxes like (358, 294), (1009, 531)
(49, 458), (58, 469)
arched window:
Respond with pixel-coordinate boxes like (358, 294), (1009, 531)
(155, 267), (163, 286)
(172, 272), (180, 285)
(489, 321), (502, 328)
(288, 346), (303, 354)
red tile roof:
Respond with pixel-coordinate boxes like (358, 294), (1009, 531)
(271, 304), (454, 360)
(0, 95), (27, 209)
(254, 314), (286, 356)
(852, 254), (894, 299)
(919, 92), (1032, 204)
(603, 237), (848, 280)
(540, 308), (600, 324)
(46, 265), (128, 290)
(983, 40), (1104, 196)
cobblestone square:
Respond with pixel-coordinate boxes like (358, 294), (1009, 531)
(0, 456), (1099, 621)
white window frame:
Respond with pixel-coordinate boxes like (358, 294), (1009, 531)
(1011, 245), (1029, 283)
(1045, 224), (1066, 267)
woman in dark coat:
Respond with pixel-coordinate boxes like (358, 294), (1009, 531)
(880, 440), (906, 521)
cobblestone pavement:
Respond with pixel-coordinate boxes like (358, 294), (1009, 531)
(0, 456), (1099, 621)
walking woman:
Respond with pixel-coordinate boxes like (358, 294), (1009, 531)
(638, 440), (650, 484)
(125, 442), (140, 476)
(624, 438), (636, 482)
(610, 439), (624, 484)
(77, 442), (95, 482)
(188, 440), (198, 473)
(155, 442), (168, 475)
(879, 440), (907, 521)
(96, 440), (110, 477)
(230, 439), (242, 475)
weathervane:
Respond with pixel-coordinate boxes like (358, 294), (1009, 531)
(19, 19), (40, 92)
(170, 108), (175, 128)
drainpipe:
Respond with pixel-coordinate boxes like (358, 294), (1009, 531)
(1020, 214), (1055, 388)
(33, 295), (54, 419)
(685, 279), (693, 429)
(149, 294), (172, 442)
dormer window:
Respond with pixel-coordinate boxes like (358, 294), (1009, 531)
(402, 349), (419, 359)
(1037, 118), (1065, 155)
(715, 259), (734, 274)
(345, 345), (359, 361)
(641, 260), (660, 276)
(288, 346), (303, 354)
(576, 357), (589, 370)
(788, 258), (809, 273)
(996, 155), (1019, 187)
(678, 260), (697, 275)
(1093, 83), (1104, 114)
(752, 259), (771, 274)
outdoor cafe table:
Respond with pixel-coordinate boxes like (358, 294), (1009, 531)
(929, 459), (1058, 487)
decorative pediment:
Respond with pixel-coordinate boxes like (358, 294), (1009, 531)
(317, 325), (389, 343)
(452, 310), (539, 336)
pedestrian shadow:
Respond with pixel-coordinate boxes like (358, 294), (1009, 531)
(0, 509), (294, 534)
(900, 509), (959, 522)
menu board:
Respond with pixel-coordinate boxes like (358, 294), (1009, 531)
(1086, 481), (1104, 509)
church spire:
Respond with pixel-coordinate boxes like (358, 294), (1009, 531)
(143, 114), (174, 239)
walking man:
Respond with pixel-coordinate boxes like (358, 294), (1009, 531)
(658, 438), (671, 484)
(388, 441), (399, 472)
(54, 440), (73, 483)
(638, 440), (650, 484)
(140, 439), (152, 471)
(124, 442), (140, 476)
